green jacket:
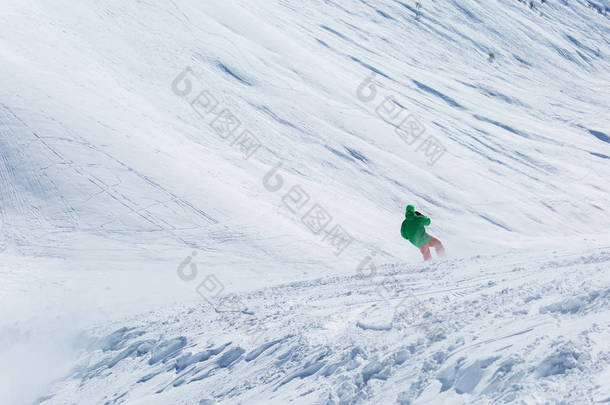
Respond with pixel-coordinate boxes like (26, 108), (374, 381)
(400, 205), (431, 247)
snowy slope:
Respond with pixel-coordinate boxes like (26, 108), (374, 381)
(0, 0), (609, 404)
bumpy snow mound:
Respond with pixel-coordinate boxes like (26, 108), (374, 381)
(539, 288), (610, 314)
(41, 249), (610, 404)
(535, 344), (590, 378)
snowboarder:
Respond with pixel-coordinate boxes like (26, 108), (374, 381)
(401, 205), (445, 261)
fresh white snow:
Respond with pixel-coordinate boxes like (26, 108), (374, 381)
(0, 0), (609, 404)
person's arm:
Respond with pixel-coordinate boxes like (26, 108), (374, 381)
(416, 214), (431, 226)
